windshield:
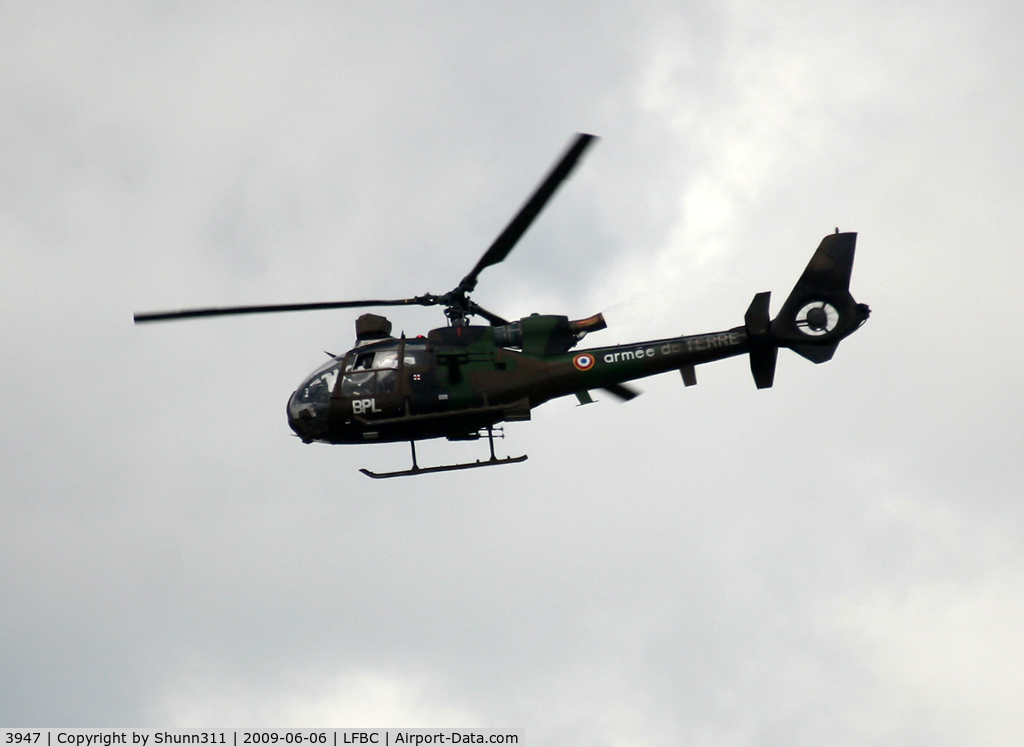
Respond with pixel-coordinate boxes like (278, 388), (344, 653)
(288, 358), (343, 422)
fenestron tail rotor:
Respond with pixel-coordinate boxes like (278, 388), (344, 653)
(134, 133), (597, 327)
(794, 300), (840, 336)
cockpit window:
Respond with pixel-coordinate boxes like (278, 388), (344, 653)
(336, 343), (409, 398)
(378, 369), (398, 393)
(403, 343), (428, 367)
(341, 370), (375, 397)
(343, 343), (426, 372)
(346, 351), (376, 371)
(374, 350), (400, 369)
(341, 369), (399, 397)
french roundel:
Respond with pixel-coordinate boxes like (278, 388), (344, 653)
(573, 353), (595, 371)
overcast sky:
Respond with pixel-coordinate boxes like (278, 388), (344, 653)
(2, 2), (1023, 744)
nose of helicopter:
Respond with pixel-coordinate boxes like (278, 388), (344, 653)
(288, 359), (343, 443)
(287, 389), (326, 443)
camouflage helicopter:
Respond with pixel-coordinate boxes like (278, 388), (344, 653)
(135, 134), (870, 478)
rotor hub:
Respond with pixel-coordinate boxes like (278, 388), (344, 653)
(806, 306), (829, 331)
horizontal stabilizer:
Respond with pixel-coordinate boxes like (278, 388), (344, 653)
(745, 291), (777, 387)
(745, 291), (772, 337)
(749, 345), (778, 388)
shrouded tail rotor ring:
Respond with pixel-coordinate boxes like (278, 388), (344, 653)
(794, 300), (840, 336)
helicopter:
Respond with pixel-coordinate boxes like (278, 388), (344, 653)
(135, 133), (870, 478)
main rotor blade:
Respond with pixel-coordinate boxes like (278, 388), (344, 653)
(465, 301), (509, 326)
(459, 133), (598, 293)
(134, 296), (438, 323)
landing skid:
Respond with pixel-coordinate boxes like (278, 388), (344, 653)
(359, 427), (527, 479)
